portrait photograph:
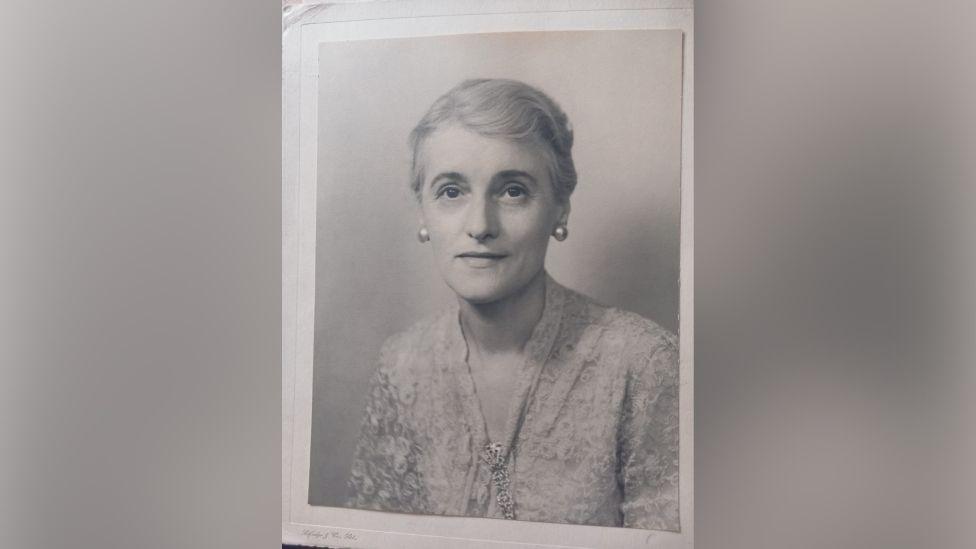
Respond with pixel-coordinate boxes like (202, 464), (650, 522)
(283, 2), (694, 548)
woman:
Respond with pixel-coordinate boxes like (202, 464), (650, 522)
(347, 79), (679, 531)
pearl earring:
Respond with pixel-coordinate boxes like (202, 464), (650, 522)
(553, 225), (568, 241)
(417, 227), (430, 243)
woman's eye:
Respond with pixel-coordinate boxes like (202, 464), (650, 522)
(504, 186), (526, 198)
(439, 186), (461, 199)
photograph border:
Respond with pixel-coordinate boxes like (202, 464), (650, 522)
(282, 1), (694, 547)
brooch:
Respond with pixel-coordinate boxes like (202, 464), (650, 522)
(481, 442), (515, 520)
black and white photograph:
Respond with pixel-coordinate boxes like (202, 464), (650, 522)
(283, 2), (694, 548)
(10, 1), (976, 549)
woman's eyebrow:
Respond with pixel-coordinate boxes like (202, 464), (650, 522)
(493, 170), (538, 185)
(429, 172), (467, 187)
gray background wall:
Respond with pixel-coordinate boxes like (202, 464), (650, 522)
(309, 30), (683, 506)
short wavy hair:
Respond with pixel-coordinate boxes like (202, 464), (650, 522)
(409, 78), (577, 203)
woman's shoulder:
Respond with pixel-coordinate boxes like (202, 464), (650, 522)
(602, 306), (678, 355)
(374, 308), (457, 377)
(556, 283), (678, 373)
(381, 307), (454, 351)
(602, 307), (679, 381)
(557, 282), (676, 348)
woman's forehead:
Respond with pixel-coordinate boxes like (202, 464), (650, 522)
(420, 125), (549, 179)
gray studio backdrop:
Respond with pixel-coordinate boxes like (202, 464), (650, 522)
(309, 30), (683, 506)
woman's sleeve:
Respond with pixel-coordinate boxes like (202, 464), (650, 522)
(346, 340), (428, 513)
(618, 331), (680, 531)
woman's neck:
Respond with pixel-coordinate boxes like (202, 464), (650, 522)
(458, 270), (547, 356)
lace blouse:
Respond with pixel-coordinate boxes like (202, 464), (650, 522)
(347, 274), (679, 531)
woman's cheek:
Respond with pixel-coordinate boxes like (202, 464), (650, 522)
(507, 212), (550, 244)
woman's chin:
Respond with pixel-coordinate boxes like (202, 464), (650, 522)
(445, 274), (545, 307)
(452, 286), (509, 306)
(445, 278), (514, 306)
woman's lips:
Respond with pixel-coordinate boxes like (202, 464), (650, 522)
(456, 252), (506, 268)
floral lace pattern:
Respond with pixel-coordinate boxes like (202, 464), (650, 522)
(346, 274), (680, 531)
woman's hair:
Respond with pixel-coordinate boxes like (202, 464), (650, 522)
(409, 78), (577, 203)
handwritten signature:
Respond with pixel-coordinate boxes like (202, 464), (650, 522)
(301, 528), (360, 543)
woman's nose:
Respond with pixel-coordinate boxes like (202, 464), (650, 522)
(464, 197), (498, 242)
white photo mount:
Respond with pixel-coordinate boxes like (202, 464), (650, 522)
(283, 1), (694, 547)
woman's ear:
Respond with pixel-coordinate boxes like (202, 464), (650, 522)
(416, 197), (428, 226)
(558, 200), (571, 226)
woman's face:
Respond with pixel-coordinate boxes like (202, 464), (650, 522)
(418, 125), (569, 305)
